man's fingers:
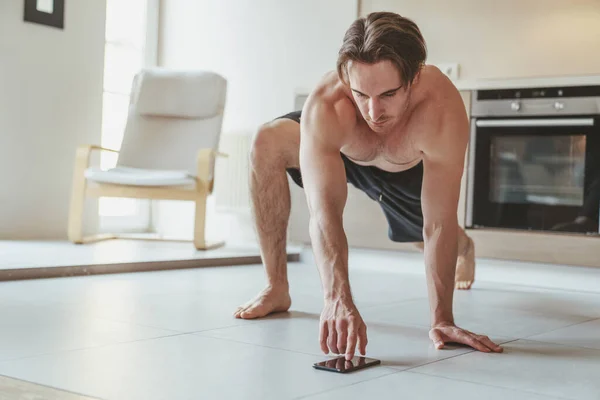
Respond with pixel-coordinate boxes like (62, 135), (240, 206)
(345, 321), (358, 360)
(462, 333), (491, 353)
(319, 320), (329, 354)
(327, 320), (339, 354)
(429, 328), (446, 349)
(477, 335), (504, 353)
(357, 324), (368, 355)
(431, 326), (501, 353)
(336, 320), (348, 355)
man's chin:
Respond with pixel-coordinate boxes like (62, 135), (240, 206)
(369, 122), (388, 132)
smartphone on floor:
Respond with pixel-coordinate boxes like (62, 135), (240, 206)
(313, 356), (381, 373)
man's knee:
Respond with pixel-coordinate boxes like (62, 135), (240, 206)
(250, 121), (299, 168)
(251, 124), (282, 165)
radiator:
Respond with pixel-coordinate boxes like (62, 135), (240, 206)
(214, 133), (252, 212)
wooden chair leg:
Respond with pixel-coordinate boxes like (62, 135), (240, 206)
(193, 191), (224, 250)
(67, 160), (88, 244)
(193, 190), (208, 249)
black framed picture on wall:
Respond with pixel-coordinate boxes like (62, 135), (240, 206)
(24, 0), (65, 29)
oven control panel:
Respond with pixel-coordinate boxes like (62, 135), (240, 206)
(477, 85), (600, 100)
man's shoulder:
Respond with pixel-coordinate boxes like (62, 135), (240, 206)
(416, 69), (467, 128)
(303, 72), (358, 132)
(411, 72), (469, 154)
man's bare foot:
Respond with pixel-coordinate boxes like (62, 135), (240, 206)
(455, 236), (475, 290)
(233, 286), (292, 319)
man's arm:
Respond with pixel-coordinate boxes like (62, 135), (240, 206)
(420, 116), (465, 326)
(420, 101), (502, 353)
(300, 103), (350, 301)
(300, 100), (368, 360)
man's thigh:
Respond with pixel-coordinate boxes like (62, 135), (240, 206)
(343, 158), (425, 242)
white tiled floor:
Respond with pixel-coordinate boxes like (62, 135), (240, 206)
(0, 239), (272, 270)
(0, 248), (599, 399)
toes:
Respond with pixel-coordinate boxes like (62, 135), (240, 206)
(233, 305), (250, 318)
(455, 281), (473, 290)
(239, 303), (268, 319)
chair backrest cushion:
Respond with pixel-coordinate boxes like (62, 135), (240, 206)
(117, 68), (227, 178)
(134, 69), (225, 119)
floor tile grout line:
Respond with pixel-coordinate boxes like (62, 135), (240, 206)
(408, 370), (573, 400)
(378, 270), (600, 297)
(90, 315), (186, 335)
(0, 332), (193, 365)
(361, 298), (600, 326)
(453, 303), (600, 320)
(79, 308), (267, 335)
(2, 320), (322, 366)
(398, 338), (521, 373)
(519, 316), (600, 342)
(357, 295), (430, 310)
(181, 320), (266, 334)
(0, 373), (106, 400)
(517, 336), (600, 352)
(191, 331), (330, 357)
(292, 369), (401, 400)
(470, 279), (600, 296)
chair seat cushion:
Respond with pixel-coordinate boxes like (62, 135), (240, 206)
(84, 167), (196, 187)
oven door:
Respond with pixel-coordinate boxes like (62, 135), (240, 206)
(466, 116), (600, 235)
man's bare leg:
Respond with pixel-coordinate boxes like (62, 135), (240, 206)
(233, 120), (301, 319)
(454, 228), (475, 289)
(413, 227), (475, 290)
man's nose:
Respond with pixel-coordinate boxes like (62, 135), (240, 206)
(368, 99), (383, 121)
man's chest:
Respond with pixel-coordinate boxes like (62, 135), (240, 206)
(341, 125), (423, 172)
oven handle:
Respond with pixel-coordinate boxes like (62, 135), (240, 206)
(475, 118), (594, 127)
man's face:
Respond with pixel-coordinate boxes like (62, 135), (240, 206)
(347, 60), (412, 133)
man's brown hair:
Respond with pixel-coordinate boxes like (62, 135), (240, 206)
(337, 12), (427, 88)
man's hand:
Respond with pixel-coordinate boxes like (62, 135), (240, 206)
(429, 322), (503, 353)
(320, 299), (368, 360)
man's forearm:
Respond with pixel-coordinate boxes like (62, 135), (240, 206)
(423, 225), (458, 326)
(309, 214), (352, 301)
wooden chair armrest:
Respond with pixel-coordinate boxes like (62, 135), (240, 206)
(89, 145), (120, 153)
(74, 144), (120, 169)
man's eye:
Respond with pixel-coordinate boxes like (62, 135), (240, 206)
(355, 92), (366, 98)
(383, 92), (396, 98)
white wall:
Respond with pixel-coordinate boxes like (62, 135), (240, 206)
(0, 1), (106, 239)
(361, 0), (600, 81)
(155, 0), (358, 242)
(159, 0), (358, 133)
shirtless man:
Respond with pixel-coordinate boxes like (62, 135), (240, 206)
(234, 12), (503, 360)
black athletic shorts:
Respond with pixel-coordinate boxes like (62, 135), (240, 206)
(276, 110), (424, 242)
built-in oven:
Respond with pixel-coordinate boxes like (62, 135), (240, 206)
(466, 85), (600, 236)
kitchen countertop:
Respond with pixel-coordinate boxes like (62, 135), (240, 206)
(295, 74), (600, 96)
(452, 73), (600, 91)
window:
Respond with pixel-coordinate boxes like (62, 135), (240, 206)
(98, 0), (158, 232)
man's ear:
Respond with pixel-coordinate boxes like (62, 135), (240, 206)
(408, 64), (424, 89)
(413, 64), (425, 84)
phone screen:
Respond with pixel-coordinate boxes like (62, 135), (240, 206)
(313, 356), (381, 373)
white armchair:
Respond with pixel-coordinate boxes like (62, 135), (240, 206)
(68, 68), (228, 250)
